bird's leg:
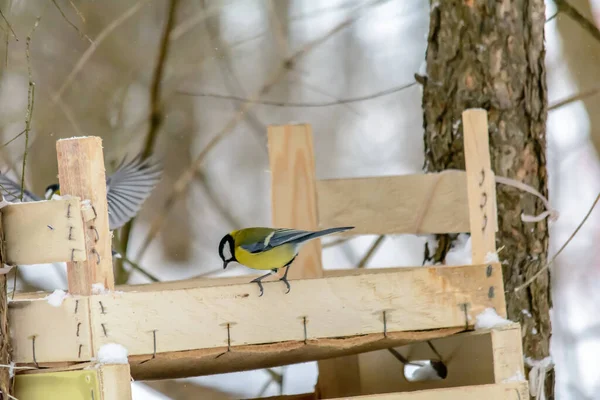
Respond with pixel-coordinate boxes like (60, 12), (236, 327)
(250, 269), (277, 297)
(279, 256), (297, 294)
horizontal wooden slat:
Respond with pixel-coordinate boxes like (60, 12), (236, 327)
(10, 264), (505, 379)
(358, 324), (523, 394)
(316, 172), (470, 235)
(2, 198), (87, 265)
(261, 383), (528, 400)
(10, 296), (92, 363)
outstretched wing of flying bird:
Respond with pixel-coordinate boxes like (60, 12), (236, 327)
(0, 173), (42, 202)
(105, 155), (163, 231)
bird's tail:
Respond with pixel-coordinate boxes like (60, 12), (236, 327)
(300, 226), (354, 243)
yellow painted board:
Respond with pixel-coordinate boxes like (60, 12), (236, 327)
(15, 369), (100, 400)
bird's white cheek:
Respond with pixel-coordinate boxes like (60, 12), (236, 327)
(223, 245), (233, 260)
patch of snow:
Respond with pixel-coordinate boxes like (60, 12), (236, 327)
(475, 308), (513, 330)
(45, 289), (69, 307)
(521, 309), (533, 318)
(424, 235), (438, 257)
(532, 327), (538, 335)
(484, 251), (499, 263)
(92, 283), (108, 294)
(97, 343), (128, 364)
(502, 370), (526, 383)
(445, 234), (472, 265)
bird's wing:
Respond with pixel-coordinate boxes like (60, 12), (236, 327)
(0, 172), (41, 202)
(239, 228), (312, 254)
(105, 155), (162, 231)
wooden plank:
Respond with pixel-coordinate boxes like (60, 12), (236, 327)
(268, 124), (323, 279)
(316, 172), (469, 235)
(14, 364), (131, 400)
(357, 324), (523, 394)
(462, 109), (497, 264)
(10, 295), (92, 363)
(329, 382), (528, 400)
(2, 198), (87, 265)
(99, 364), (132, 400)
(56, 136), (114, 295)
(10, 265), (502, 366)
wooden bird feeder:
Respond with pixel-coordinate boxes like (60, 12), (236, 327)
(2, 109), (528, 399)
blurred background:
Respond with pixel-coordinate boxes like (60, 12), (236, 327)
(1, 0), (599, 398)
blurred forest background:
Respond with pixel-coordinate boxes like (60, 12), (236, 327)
(1, 0), (600, 399)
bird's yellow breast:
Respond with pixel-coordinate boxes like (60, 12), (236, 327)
(234, 244), (296, 271)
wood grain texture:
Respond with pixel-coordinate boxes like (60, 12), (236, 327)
(2, 198), (87, 265)
(268, 124), (322, 279)
(10, 264), (503, 366)
(99, 364), (132, 400)
(56, 137), (114, 295)
(10, 295), (92, 363)
(358, 324), (523, 394)
(315, 382), (528, 400)
(462, 110), (497, 265)
(317, 172), (470, 235)
(0, 211), (11, 399)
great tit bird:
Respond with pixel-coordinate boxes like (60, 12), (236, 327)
(219, 226), (354, 296)
(0, 155), (162, 231)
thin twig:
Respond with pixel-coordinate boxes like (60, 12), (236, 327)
(1, 129), (26, 148)
(50, 0), (92, 43)
(121, 256), (160, 282)
(548, 86), (600, 111)
(555, 0), (600, 42)
(68, 0), (86, 22)
(20, 17), (40, 202)
(135, 0), (388, 261)
(515, 192), (600, 292)
(357, 235), (385, 268)
(0, 8), (17, 40)
(52, 0), (148, 102)
(177, 82), (417, 107)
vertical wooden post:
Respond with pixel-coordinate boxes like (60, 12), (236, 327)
(268, 124), (361, 398)
(268, 124), (323, 279)
(462, 109), (498, 264)
(0, 198), (12, 399)
(56, 137), (114, 295)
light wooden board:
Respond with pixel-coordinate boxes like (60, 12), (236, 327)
(15, 364), (132, 400)
(268, 124), (323, 279)
(10, 264), (503, 367)
(462, 109), (497, 263)
(57, 137), (114, 295)
(357, 324), (523, 394)
(317, 172), (470, 235)
(278, 383), (528, 400)
(10, 296), (92, 363)
(2, 198), (87, 265)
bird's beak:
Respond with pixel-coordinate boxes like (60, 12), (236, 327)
(223, 260), (229, 269)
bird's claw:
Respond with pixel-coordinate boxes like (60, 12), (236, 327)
(279, 277), (291, 294)
(251, 280), (264, 297)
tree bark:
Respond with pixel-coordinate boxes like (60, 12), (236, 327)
(422, 1), (552, 398)
(0, 210), (12, 399)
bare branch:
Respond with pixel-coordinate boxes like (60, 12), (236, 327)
(515, 191), (600, 292)
(548, 86), (600, 111)
(177, 82), (417, 107)
(52, 0), (148, 102)
(50, 0), (92, 43)
(1, 129), (26, 149)
(68, 0), (86, 23)
(554, 0), (600, 42)
(0, 8), (17, 40)
(357, 235), (385, 268)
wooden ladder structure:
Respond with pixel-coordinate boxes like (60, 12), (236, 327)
(4, 108), (527, 399)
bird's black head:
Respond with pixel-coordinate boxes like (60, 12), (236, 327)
(44, 183), (60, 199)
(218, 234), (236, 269)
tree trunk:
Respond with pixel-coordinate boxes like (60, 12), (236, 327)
(422, 1), (552, 398)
